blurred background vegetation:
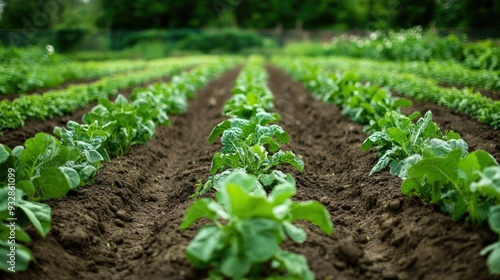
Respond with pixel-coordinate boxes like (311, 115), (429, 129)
(0, 0), (499, 60)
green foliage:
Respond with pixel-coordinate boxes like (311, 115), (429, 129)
(327, 28), (467, 62)
(481, 204), (500, 275)
(181, 171), (333, 279)
(362, 111), (465, 177)
(177, 29), (265, 54)
(196, 57), (303, 196)
(0, 134), (81, 200)
(223, 61), (274, 118)
(54, 121), (111, 184)
(0, 58), (238, 272)
(463, 40), (500, 71)
(322, 56), (500, 91)
(0, 47), (148, 95)
(187, 56), (332, 279)
(82, 95), (156, 155)
(323, 28), (500, 71)
(0, 187), (51, 272)
(276, 56), (500, 275)
(0, 58), (189, 133)
(55, 28), (88, 52)
(403, 150), (498, 223)
(323, 56), (500, 129)
(282, 42), (328, 57)
(198, 110), (303, 194)
(276, 59), (412, 132)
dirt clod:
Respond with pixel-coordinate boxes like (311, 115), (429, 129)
(336, 238), (364, 266)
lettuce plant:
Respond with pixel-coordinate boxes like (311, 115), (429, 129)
(0, 136), (81, 200)
(195, 110), (303, 195)
(362, 111), (465, 177)
(181, 171), (333, 280)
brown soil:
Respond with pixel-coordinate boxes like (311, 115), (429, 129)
(0, 76), (172, 148)
(2, 66), (499, 280)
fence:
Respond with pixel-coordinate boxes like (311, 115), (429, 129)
(0, 27), (499, 52)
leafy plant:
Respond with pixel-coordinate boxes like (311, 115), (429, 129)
(0, 135), (81, 200)
(181, 171), (333, 279)
(361, 111), (465, 177)
(54, 120), (111, 184)
(276, 59), (413, 132)
(0, 187), (51, 272)
(0, 59), (187, 132)
(402, 150), (498, 223)
(196, 110), (303, 195)
(0, 143), (52, 272)
(481, 203), (500, 275)
(223, 59), (274, 118)
(82, 95), (157, 156)
(320, 56), (500, 129)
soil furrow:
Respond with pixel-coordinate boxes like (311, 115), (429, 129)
(0, 76), (173, 148)
(3, 66), (241, 280)
(3, 65), (498, 280)
(265, 65), (497, 280)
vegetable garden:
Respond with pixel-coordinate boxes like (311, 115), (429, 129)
(1, 43), (500, 279)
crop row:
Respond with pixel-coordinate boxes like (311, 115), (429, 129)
(0, 59), (150, 95)
(181, 56), (333, 279)
(316, 57), (500, 129)
(0, 57), (216, 133)
(0, 59), (238, 272)
(326, 56), (500, 90)
(273, 57), (500, 275)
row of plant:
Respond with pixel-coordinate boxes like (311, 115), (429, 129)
(0, 46), (149, 94)
(273, 58), (500, 275)
(0, 59), (151, 95)
(324, 56), (500, 91)
(0, 46), (64, 67)
(317, 57), (500, 129)
(0, 57), (207, 133)
(325, 27), (500, 71)
(181, 56), (333, 279)
(0, 60), (237, 272)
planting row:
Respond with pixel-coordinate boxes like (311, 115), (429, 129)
(273, 58), (500, 275)
(0, 57), (219, 133)
(0, 59), (238, 273)
(0, 47), (152, 95)
(181, 56), (333, 279)
(314, 57), (500, 129)
(0, 59), (149, 95)
(326, 56), (500, 90)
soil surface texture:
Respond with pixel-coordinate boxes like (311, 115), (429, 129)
(2, 65), (498, 280)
